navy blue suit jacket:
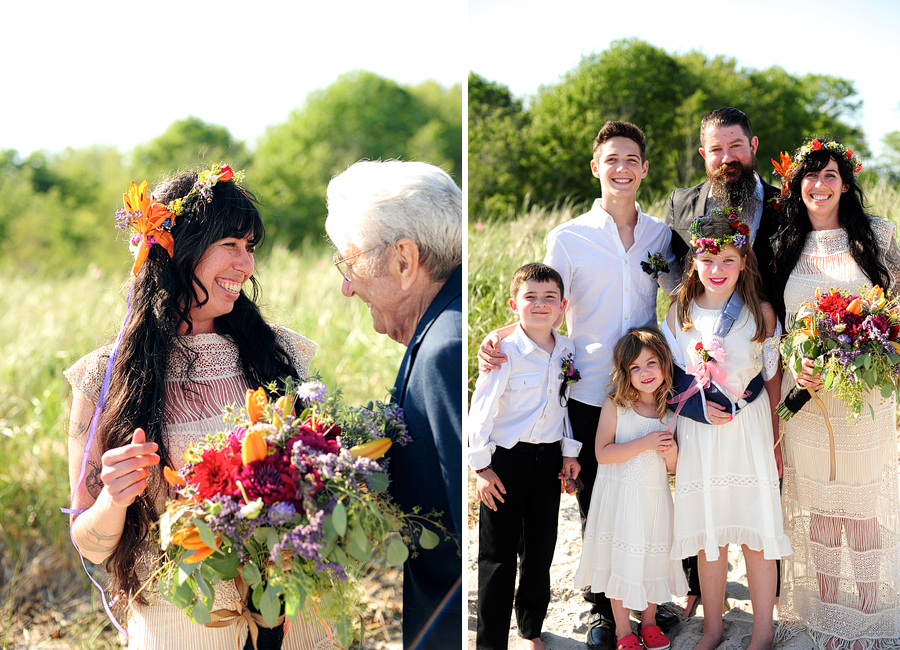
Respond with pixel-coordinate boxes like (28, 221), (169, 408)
(391, 265), (462, 649)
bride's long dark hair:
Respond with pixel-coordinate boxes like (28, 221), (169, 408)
(96, 171), (300, 603)
(771, 139), (888, 326)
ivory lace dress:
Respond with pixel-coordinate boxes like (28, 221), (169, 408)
(65, 326), (334, 650)
(778, 220), (900, 649)
(670, 302), (792, 562)
(574, 407), (688, 610)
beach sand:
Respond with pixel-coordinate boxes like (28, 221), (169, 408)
(466, 470), (818, 650)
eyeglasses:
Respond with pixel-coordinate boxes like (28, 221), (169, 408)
(332, 245), (383, 282)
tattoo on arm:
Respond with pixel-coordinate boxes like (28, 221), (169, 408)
(78, 521), (120, 557)
(85, 460), (104, 499)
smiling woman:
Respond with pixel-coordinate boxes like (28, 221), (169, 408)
(63, 165), (333, 650)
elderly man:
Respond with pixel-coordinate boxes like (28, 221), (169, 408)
(325, 160), (462, 650)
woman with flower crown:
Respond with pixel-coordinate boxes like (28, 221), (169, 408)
(64, 166), (333, 649)
(770, 139), (900, 648)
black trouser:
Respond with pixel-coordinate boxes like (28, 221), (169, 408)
(477, 442), (563, 650)
(567, 398), (615, 620)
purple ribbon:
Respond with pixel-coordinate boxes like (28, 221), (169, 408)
(60, 285), (133, 637)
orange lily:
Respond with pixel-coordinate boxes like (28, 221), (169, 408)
(847, 298), (862, 315)
(772, 151), (793, 197)
(123, 180), (176, 277)
(349, 437), (392, 460)
(800, 316), (817, 338)
(245, 387), (268, 424)
(163, 465), (186, 487)
(241, 429), (268, 465)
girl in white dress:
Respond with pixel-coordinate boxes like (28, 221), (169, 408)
(665, 210), (791, 650)
(574, 326), (687, 650)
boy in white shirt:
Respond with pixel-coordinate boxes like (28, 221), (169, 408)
(470, 263), (582, 650)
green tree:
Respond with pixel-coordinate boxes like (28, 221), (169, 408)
(130, 116), (250, 181)
(468, 72), (530, 219)
(252, 71), (461, 247)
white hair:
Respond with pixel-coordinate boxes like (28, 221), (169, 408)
(325, 160), (462, 281)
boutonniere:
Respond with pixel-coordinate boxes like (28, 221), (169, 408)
(640, 251), (670, 279)
(767, 195), (783, 222)
(558, 353), (581, 406)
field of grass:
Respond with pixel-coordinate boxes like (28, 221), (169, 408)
(0, 243), (405, 648)
(467, 184), (900, 401)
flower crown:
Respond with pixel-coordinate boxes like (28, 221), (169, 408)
(114, 163), (244, 277)
(772, 139), (862, 198)
(688, 206), (750, 256)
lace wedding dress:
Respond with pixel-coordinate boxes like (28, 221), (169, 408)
(778, 219), (900, 649)
(66, 326), (334, 650)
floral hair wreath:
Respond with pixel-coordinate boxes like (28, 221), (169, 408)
(772, 139), (862, 199)
(114, 163), (245, 277)
(689, 206), (750, 256)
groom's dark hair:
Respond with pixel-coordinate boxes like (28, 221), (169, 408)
(700, 107), (753, 145)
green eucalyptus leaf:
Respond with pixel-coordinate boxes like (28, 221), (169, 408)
(177, 558), (199, 585)
(330, 546), (348, 566)
(367, 472), (389, 493)
(267, 527), (280, 553)
(823, 368), (835, 392)
(253, 526), (274, 545)
(192, 599), (211, 625)
(347, 526), (373, 562)
(203, 547), (239, 579)
(419, 527), (440, 550)
(171, 579), (195, 609)
(192, 518), (218, 551)
(260, 584), (284, 628)
(882, 382), (894, 398)
(331, 501), (348, 537)
(242, 561), (262, 588)
(196, 572), (213, 601)
(386, 534), (409, 566)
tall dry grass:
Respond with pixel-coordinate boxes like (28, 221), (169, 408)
(0, 243), (404, 647)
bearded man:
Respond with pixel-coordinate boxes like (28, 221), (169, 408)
(666, 106), (782, 300)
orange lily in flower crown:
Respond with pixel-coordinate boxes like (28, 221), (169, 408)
(772, 152), (794, 198)
(124, 180), (176, 277)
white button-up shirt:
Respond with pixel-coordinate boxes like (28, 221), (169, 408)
(467, 324), (582, 471)
(544, 200), (676, 407)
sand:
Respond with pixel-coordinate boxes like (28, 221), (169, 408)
(466, 470), (818, 650)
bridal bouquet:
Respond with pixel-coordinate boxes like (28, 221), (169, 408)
(155, 380), (446, 649)
(778, 285), (900, 422)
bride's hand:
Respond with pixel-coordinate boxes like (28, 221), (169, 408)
(99, 428), (159, 508)
(794, 357), (823, 391)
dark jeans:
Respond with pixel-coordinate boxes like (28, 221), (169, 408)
(568, 398), (615, 620)
(477, 442), (563, 650)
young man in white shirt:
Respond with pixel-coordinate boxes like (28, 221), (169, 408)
(470, 263), (582, 650)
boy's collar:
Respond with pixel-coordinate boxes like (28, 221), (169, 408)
(511, 322), (568, 356)
(589, 199), (644, 228)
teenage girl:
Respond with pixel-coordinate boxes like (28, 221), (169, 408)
(574, 326), (687, 650)
(664, 210), (791, 650)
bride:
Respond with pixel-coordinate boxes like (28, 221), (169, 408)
(65, 166), (332, 649)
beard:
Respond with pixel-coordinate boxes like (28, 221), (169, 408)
(709, 153), (759, 210)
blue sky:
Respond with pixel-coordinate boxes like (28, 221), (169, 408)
(2, 0), (464, 156)
(469, 0), (900, 158)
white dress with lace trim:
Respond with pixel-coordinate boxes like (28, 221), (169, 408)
(778, 224), (900, 649)
(670, 302), (792, 563)
(574, 406), (688, 610)
(64, 325), (333, 650)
